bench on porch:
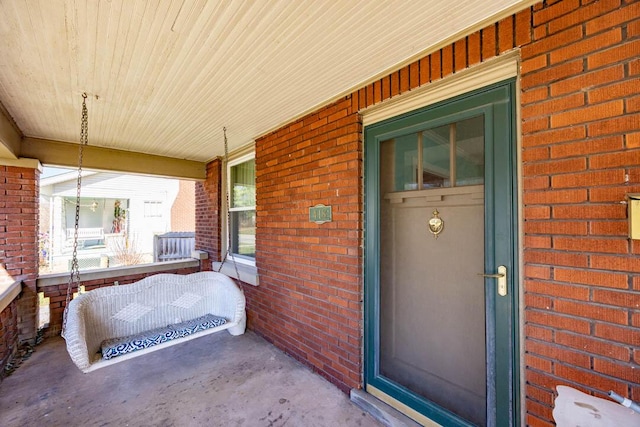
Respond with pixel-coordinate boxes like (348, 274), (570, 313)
(64, 271), (246, 373)
(66, 227), (105, 249)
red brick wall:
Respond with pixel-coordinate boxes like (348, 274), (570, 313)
(0, 165), (39, 374)
(0, 166), (40, 345)
(195, 159), (222, 271)
(39, 265), (200, 338)
(519, 1), (640, 425)
(0, 299), (18, 375)
(194, 0), (640, 423)
(248, 98), (363, 392)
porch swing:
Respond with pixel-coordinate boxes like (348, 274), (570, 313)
(62, 95), (246, 373)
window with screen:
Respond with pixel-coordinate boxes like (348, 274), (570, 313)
(228, 155), (256, 261)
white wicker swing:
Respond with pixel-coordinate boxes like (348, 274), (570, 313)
(61, 97), (245, 372)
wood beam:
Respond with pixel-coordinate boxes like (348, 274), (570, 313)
(0, 106), (21, 160)
(21, 137), (207, 180)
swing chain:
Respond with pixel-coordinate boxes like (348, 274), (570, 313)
(62, 93), (89, 337)
(217, 127), (241, 281)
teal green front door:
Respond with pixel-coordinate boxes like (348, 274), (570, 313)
(364, 80), (519, 426)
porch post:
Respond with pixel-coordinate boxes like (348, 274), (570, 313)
(195, 158), (222, 270)
(0, 163), (41, 345)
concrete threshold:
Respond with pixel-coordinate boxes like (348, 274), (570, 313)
(351, 389), (422, 427)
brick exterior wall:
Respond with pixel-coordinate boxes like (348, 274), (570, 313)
(196, 0), (640, 423)
(0, 166), (40, 344)
(0, 299), (18, 375)
(195, 159), (222, 271)
(0, 165), (39, 374)
(39, 265), (200, 338)
(519, 1), (640, 425)
(249, 98), (363, 393)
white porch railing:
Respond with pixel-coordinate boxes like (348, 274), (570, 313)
(154, 232), (195, 262)
(66, 227), (105, 241)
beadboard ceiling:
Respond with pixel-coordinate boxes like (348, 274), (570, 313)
(0, 0), (531, 164)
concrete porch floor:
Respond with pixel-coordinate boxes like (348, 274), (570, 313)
(0, 331), (382, 427)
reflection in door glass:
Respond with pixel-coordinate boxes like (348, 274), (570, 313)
(422, 125), (450, 188)
(456, 116), (484, 186)
(392, 134), (419, 191)
(384, 115), (485, 192)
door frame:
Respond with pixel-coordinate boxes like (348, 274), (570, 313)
(363, 79), (520, 427)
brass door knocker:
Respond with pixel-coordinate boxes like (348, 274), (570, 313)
(428, 209), (444, 239)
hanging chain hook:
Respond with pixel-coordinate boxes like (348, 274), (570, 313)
(62, 93), (89, 337)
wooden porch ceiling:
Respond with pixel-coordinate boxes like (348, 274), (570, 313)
(0, 0), (533, 178)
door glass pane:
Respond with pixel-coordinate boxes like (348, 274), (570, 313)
(422, 125), (450, 188)
(456, 116), (484, 186)
(392, 134), (419, 191)
(384, 117), (485, 192)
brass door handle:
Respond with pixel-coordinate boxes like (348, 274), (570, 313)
(478, 273), (505, 279)
(478, 265), (507, 296)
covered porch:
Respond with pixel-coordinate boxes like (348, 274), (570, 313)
(1, 1), (640, 426)
(0, 330), (385, 426)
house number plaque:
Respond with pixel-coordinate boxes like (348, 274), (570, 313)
(309, 204), (332, 224)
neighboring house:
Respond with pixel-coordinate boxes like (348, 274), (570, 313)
(39, 170), (194, 273)
(171, 180), (196, 232)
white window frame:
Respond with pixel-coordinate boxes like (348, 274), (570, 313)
(143, 200), (163, 218)
(225, 152), (256, 267)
